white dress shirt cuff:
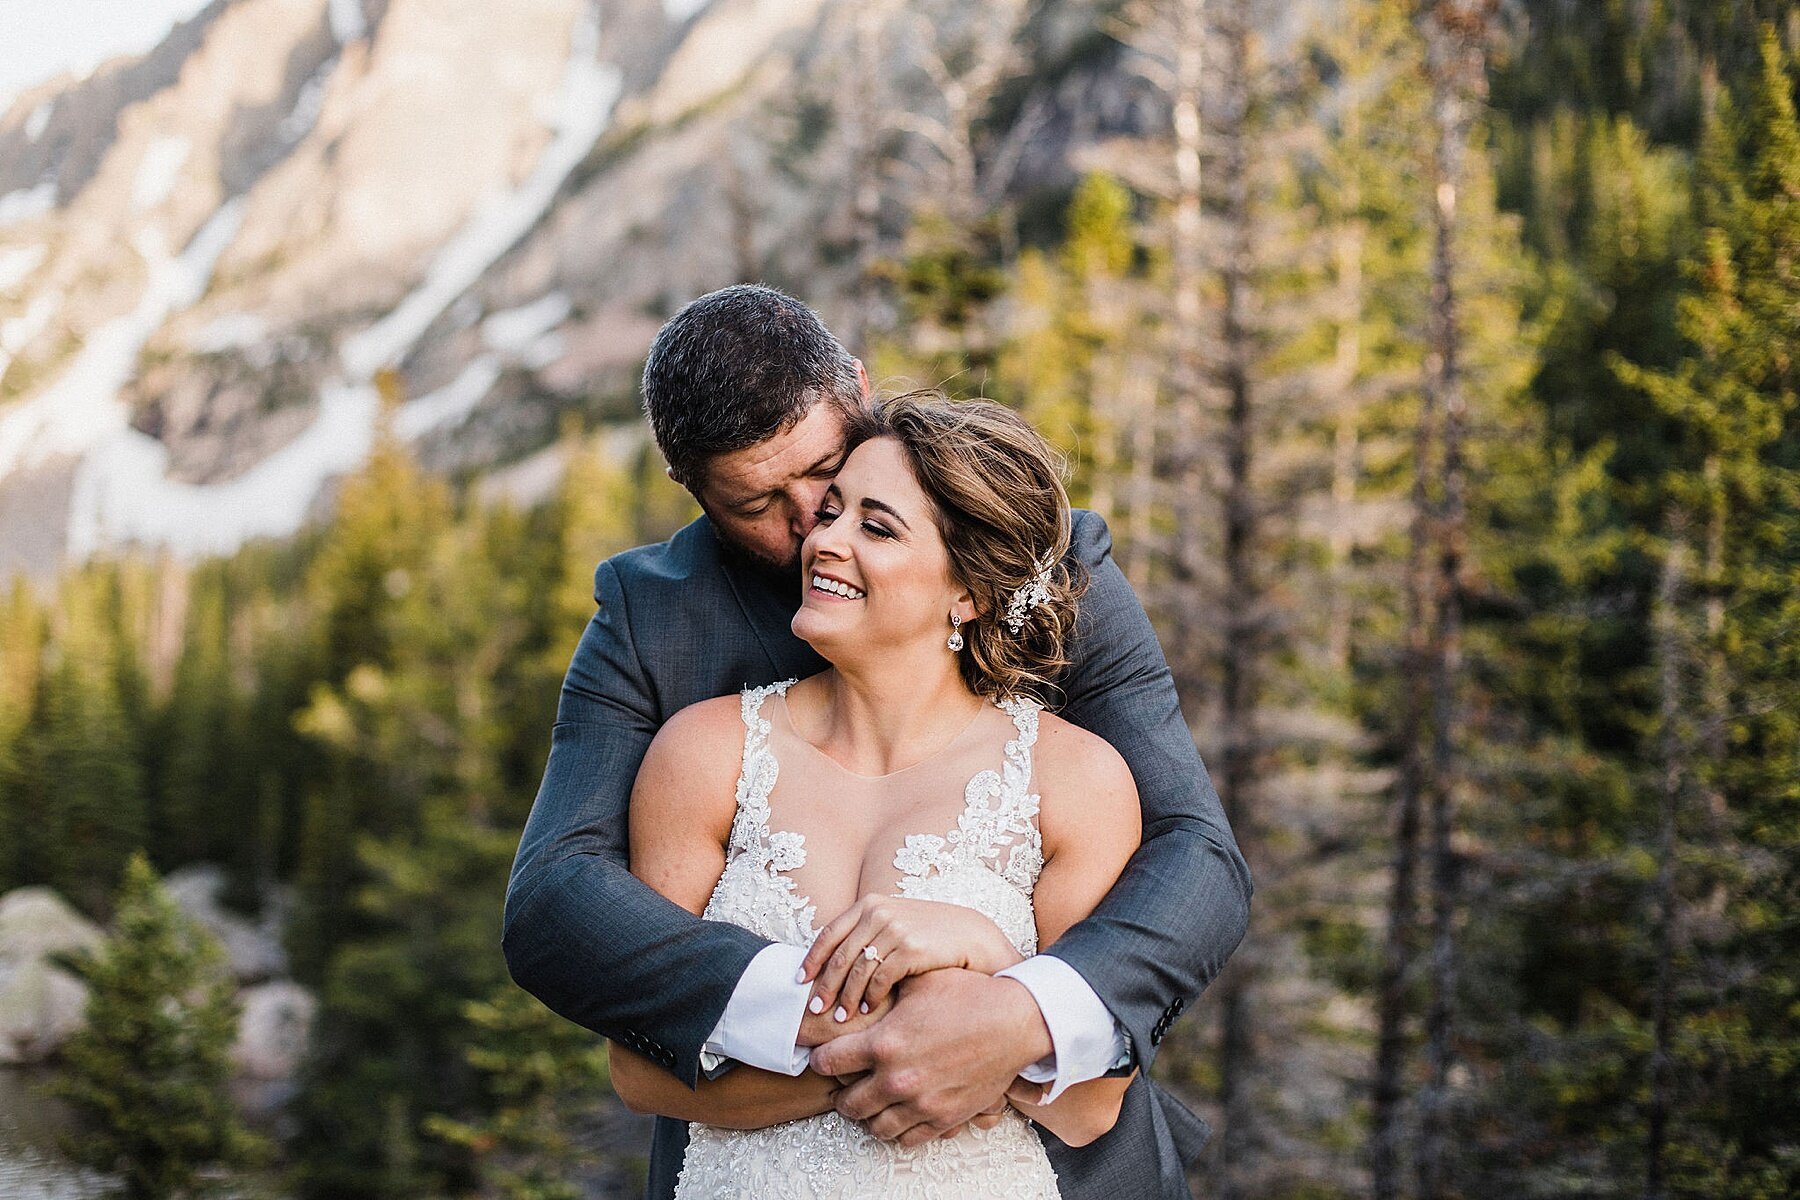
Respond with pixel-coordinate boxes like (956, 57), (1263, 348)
(995, 954), (1131, 1103)
(699, 942), (813, 1077)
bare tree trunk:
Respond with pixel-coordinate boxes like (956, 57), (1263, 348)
(1700, 455), (1728, 839)
(1171, 0), (1205, 341)
(839, 0), (889, 350)
(1370, 261), (1435, 1200)
(148, 557), (190, 700)
(1327, 161), (1364, 671)
(724, 149), (759, 284)
(1122, 368), (1159, 590)
(1213, 1), (1260, 1194)
(1159, 0), (1209, 687)
(1416, 6), (1487, 1196)
(1646, 511), (1689, 1200)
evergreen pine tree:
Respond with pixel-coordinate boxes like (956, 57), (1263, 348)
(29, 568), (149, 913)
(288, 433), (453, 978)
(49, 850), (267, 1199)
(422, 985), (613, 1200)
(288, 796), (518, 1200)
(150, 564), (240, 871)
(0, 578), (46, 891)
(1610, 26), (1800, 1195)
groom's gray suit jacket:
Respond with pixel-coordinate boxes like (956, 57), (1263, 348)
(503, 510), (1252, 1199)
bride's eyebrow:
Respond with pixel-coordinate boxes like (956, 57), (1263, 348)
(858, 496), (912, 532)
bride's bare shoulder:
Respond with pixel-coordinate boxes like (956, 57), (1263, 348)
(1032, 710), (1131, 781)
(658, 692), (751, 747)
(1030, 710), (1140, 841)
(631, 693), (749, 817)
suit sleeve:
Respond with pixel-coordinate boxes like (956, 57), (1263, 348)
(502, 559), (771, 1087)
(1043, 511), (1254, 1070)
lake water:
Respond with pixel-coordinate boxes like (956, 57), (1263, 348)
(0, 1068), (114, 1199)
(1, 1064), (646, 1198)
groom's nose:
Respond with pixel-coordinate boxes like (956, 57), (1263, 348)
(790, 479), (831, 539)
(790, 501), (815, 545)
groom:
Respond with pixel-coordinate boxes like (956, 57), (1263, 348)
(503, 285), (1251, 1198)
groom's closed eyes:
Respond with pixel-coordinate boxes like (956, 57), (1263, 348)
(719, 450), (847, 515)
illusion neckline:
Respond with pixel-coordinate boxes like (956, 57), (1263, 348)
(771, 687), (996, 782)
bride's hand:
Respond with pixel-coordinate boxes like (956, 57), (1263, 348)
(800, 895), (1023, 1022)
(799, 987), (893, 1049)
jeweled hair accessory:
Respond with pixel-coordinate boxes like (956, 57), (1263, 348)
(1003, 556), (1056, 635)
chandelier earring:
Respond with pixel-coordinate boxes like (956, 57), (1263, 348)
(946, 613), (965, 652)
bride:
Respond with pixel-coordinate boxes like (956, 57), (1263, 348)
(609, 393), (1142, 1198)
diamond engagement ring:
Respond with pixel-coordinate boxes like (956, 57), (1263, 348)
(862, 945), (881, 963)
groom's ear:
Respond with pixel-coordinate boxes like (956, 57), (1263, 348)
(853, 358), (870, 400)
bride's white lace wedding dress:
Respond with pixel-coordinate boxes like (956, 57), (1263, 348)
(672, 679), (1062, 1200)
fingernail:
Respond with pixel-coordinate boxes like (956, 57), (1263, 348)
(834, 1006), (848, 1023)
(809, 996), (825, 1014)
(796, 968), (808, 984)
(860, 1002), (870, 1014)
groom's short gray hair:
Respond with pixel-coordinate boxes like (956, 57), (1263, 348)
(642, 284), (864, 491)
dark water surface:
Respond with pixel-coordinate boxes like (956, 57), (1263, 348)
(0, 1068), (114, 1199)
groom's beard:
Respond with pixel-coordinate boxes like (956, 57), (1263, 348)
(716, 529), (804, 601)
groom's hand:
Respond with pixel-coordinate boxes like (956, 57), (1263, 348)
(809, 968), (1052, 1148)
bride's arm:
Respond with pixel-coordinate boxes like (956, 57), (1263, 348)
(999, 717), (1142, 1148)
(614, 698), (849, 1128)
(609, 1044), (836, 1128)
(609, 995), (892, 1126)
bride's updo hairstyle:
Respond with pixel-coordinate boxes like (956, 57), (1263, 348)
(841, 391), (1088, 703)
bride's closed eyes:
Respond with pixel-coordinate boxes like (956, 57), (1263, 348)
(813, 505), (899, 541)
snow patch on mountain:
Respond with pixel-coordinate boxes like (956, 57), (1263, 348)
(132, 137), (191, 211)
(0, 245), (46, 292)
(329, 0), (369, 44)
(0, 183), (56, 228)
(339, 4), (619, 381)
(0, 200), (245, 482)
(393, 354), (502, 440)
(25, 102), (52, 143)
(481, 292), (570, 356)
(277, 62), (334, 148)
(68, 380), (380, 559)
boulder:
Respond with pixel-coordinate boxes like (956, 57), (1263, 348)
(0, 887), (105, 967)
(163, 864), (287, 983)
(230, 979), (316, 1080)
(0, 957), (89, 1064)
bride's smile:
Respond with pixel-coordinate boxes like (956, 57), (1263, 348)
(792, 436), (977, 667)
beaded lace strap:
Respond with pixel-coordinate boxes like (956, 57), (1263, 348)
(990, 696), (1046, 891)
(996, 696), (1041, 813)
(728, 679), (796, 856)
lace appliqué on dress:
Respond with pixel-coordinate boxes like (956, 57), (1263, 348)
(675, 686), (1060, 1200)
(701, 680), (818, 947)
(891, 696), (1044, 958)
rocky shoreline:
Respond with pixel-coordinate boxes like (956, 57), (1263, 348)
(0, 865), (316, 1118)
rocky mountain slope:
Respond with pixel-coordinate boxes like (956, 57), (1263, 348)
(0, 0), (1142, 580)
